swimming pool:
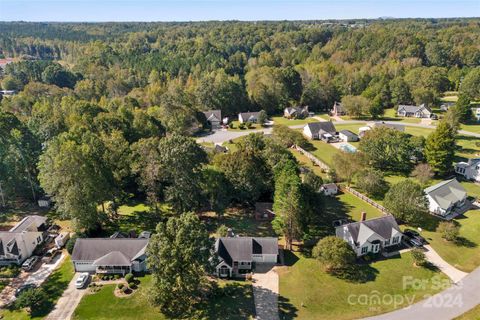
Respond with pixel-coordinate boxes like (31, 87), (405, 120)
(339, 143), (357, 153)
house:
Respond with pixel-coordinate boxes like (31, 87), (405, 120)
(215, 237), (278, 278)
(255, 202), (275, 220)
(284, 106), (309, 119)
(321, 183), (338, 196)
(203, 110), (222, 129)
(37, 196), (51, 208)
(335, 214), (403, 257)
(397, 104), (432, 118)
(331, 101), (345, 116)
(474, 108), (480, 122)
(455, 159), (480, 182)
(238, 112), (260, 124)
(339, 130), (359, 142)
(0, 215), (48, 266)
(440, 102), (454, 111)
(71, 238), (149, 274)
(424, 179), (468, 217)
(358, 122), (405, 138)
(303, 121), (337, 141)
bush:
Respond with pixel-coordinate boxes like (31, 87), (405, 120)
(411, 248), (427, 267)
(117, 283), (124, 290)
(0, 265), (20, 278)
(125, 273), (134, 283)
(228, 122), (234, 129)
(354, 169), (388, 198)
(114, 274), (120, 280)
(313, 236), (356, 274)
(122, 286), (130, 294)
(129, 282), (137, 290)
(245, 121), (253, 129)
(238, 122), (246, 130)
(15, 288), (47, 315)
(437, 221), (460, 242)
(65, 235), (79, 254)
(216, 225), (229, 237)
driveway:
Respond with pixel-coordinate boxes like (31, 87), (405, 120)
(423, 245), (468, 283)
(252, 264), (279, 320)
(363, 266), (480, 320)
(45, 273), (88, 320)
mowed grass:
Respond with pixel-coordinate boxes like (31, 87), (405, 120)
(73, 276), (255, 320)
(272, 115), (318, 126)
(278, 251), (449, 320)
(308, 140), (341, 167)
(421, 209), (480, 273)
(1, 255), (75, 320)
(455, 304), (480, 320)
(290, 149), (328, 179)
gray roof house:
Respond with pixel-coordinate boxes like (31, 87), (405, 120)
(203, 110), (222, 129)
(455, 158), (480, 183)
(0, 215), (48, 266)
(284, 106), (309, 119)
(72, 238), (149, 274)
(238, 112), (260, 123)
(303, 121), (337, 141)
(336, 215), (403, 256)
(424, 179), (468, 217)
(215, 237), (278, 277)
(331, 101), (345, 116)
(339, 130), (359, 142)
(397, 104), (432, 118)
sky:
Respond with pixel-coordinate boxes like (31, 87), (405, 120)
(0, 0), (478, 22)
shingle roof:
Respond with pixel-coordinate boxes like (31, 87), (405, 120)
(339, 130), (357, 138)
(305, 121), (336, 135)
(72, 238), (149, 263)
(203, 110), (222, 122)
(216, 237), (278, 267)
(92, 251), (132, 266)
(9, 215), (47, 232)
(424, 179), (467, 210)
(239, 112), (260, 121)
(398, 104), (431, 114)
(336, 215), (401, 246)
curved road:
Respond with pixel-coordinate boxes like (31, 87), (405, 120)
(196, 120), (480, 145)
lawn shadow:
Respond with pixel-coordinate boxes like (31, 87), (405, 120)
(455, 236), (477, 248)
(282, 250), (300, 267)
(278, 294), (299, 320)
(336, 263), (380, 284)
(104, 208), (163, 235)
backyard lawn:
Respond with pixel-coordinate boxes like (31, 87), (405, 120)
(278, 251), (450, 320)
(308, 140), (341, 167)
(73, 276), (255, 320)
(271, 115), (318, 126)
(455, 304), (480, 320)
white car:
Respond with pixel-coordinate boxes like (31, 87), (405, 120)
(75, 273), (89, 289)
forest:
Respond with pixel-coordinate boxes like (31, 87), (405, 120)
(1, 19), (480, 234)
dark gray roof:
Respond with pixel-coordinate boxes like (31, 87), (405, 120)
(72, 238), (149, 263)
(339, 130), (357, 137)
(203, 110), (222, 122)
(398, 104), (431, 114)
(9, 215), (47, 232)
(216, 237), (278, 266)
(92, 251), (131, 266)
(333, 101), (344, 112)
(424, 179), (467, 210)
(336, 215), (401, 246)
(306, 121), (336, 135)
(239, 112), (260, 121)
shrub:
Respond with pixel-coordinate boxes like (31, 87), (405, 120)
(245, 121), (253, 129)
(228, 122), (234, 129)
(313, 236), (356, 274)
(114, 274), (120, 280)
(238, 122), (246, 130)
(122, 286), (130, 294)
(65, 235), (79, 254)
(129, 282), (137, 290)
(216, 225), (229, 237)
(15, 288), (47, 315)
(411, 248), (427, 267)
(437, 221), (460, 242)
(117, 283), (124, 290)
(125, 273), (134, 283)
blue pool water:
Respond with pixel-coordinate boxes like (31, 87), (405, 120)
(339, 143), (357, 153)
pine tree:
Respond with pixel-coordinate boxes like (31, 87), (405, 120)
(425, 121), (456, 176)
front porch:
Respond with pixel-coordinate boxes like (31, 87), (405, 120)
(96, 265), (131, 275)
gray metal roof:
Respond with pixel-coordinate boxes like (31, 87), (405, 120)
(339, 130), (357, 137)
(72, 238), (149, 263)
(216, 237), (278, 266)
(92, 251), (132, 266)
(424, 179), (467, 210)
(305, 121), (336, 135)
(9, 215), (47, 232)
(336, 215), (401, 246)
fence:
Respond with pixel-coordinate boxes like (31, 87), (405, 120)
(294, 145), (330, 171)
(342, 186), (390, 216)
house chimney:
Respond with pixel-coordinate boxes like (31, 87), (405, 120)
(360, 212), (367, 221)
(227, 228), (234, 237)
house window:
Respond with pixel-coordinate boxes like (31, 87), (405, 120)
(384, 239), (390, 246)
(392, 237), (399, 244)
(37, 236), (42, 243)
(361, 246), (368, 254)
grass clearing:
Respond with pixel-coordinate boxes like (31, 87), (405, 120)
(271, 115), (318, 126)
(308, 140), (340, 167)
(278, 251), (449, 320)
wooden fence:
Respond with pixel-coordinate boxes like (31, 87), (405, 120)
(294, 145), (330, 171)
(342, 186), (390, 216)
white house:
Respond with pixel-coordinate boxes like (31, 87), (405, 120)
(424, 179), (467, 217)
(397, 104), (432, 118)
(455, 159), (480, 182)
(238, 112), (260, 123)
(284, 106), (308, 119)
(335, 215), (403, 257)
(474, 108), (480, 121)
(321, 183), (338, 196)
(0, 216), (48, 266)
(303, 121), (337, 141)
(339, 130), (359, 142)
(72, 238), (149, 274)
(215, 237), (278, 278)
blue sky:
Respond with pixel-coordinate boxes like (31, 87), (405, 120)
(0, 0), (478, 22)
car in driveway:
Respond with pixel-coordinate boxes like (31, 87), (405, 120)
(75, 273), (89, 289)
(15, 283), (37, 297)
(21, 256), (39, 271)
(42, 248), (60, 264)
(404, 229), (427, 244)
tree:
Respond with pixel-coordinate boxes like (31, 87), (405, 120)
(201, 168), (232, 215)
(272, 160), (304, 250)
(384, 180), (429, 225)
(460, 67), (480, 100)
(425, 121), (456, 176)
(2, 75), (22, 91)
(437, 221), (460, 242)
(341, 95), (370, 118)
(390, 77), (412, 106)
(41, 63), (78, 89)
(15, 288), (47, 315)
(354, 169), (388, 198)
(147, 213), (212, 317)
(411, 163), (434, 185)
(216, 224), (229, 237)
(257, 110), (268, 126)
(302, 171), (323, 193)
(271, 125), (309, 149)
(411, 248), (427, 267)
(331, 151), (366, 184)
(313, 236), (356, 274)
(454, 94), (472, 123)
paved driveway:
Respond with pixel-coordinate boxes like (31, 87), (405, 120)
(423, 245), (468, 283)
(252, 264), (279, 320)
(45, 273), (88, 320)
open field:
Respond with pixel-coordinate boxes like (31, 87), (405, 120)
(278, 251), (449, 320)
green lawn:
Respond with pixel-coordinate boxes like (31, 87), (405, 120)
(324, 192), (384, 223)
(308, 140), (341, 167)
(278, 251), (450, 320)
(73, 276), (255, 320)
(272, 115), (318, 126)
(461, 123), (480, 134)
(1, 255), (75, 320)
(290, 149), (328, 179)
(455, 304), (480, 320)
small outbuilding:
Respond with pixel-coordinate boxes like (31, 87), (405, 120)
(321, 183), (338, 196)
(339, 130), (359, 142)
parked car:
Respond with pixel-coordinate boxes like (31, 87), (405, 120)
(21, 256), (39, 271)
(42, 248), (60, 264)
(75, 273), (89, 289)
(403, 229), (427, 244)
(15, 283), (37, 297)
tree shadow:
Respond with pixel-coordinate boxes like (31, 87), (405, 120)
(455, 236), (477, 248)
(334, 263), (379, 284)
(282, 250), (300, 267)
(278, 294), (299, 320)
